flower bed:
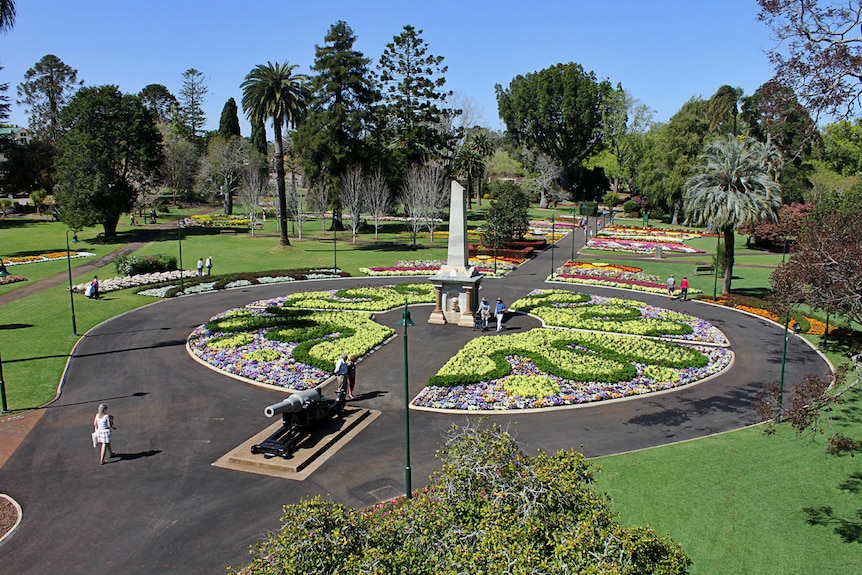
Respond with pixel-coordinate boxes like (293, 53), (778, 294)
(75, 270), (198, 294)
(280, 283), (436, 310)
(413, 328), (731, 410)
(361, 257), (524, 277)
(0, 275), (27, 285)
(597, 225), (707, 243)
(189, 306), (395, 390)
(410, 289), (731, 411)
(586, 237), (705, 254)
(135, 269), (349, 298)
(551, 261), (703, 297)
(2, 251), (95, 266)
(511, 290), (726, 344)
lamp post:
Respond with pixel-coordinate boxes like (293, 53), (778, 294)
(570, 206), (576, 264)
(177, 217), (184, 294)
(396, 300), (416, 499)
(712, 233), (720, 300)
(492, 215), (498, 276)
(778, 231), (791, 415)
(550, 213), (555, 279)
(333, 222), (338, 273)
(0, 349), (9, 413)
(65, 229), (79, 335)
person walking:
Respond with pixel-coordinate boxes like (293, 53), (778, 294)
(495, 298), (507, 332)
(205, 256), (213, 276)
(680, 276), (689, 301)
(334, 353), (349, 397)
(666, 274), (676, 299)
(346, 355), (357, 399)
(478, 297), (491, 331)
(93, 404), (116, 464)
(196, 258), (204, 277)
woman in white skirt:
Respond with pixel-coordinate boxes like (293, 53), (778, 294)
(93, 404), (116, 464)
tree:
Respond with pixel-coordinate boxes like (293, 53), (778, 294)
(400, 159), (446, 248)
(0, 62), (9, 122)
(0, 0), (15, 33)
(376, 25), (458, 175)
(295, 21), (378, 229)
(339, 165), (365, 243)
(241, 61), (309, 246)
(482, 182), (530, 246)
(159, 123), (199, 203)
(230, 422), (691, 574)
(16, 54), (83, 144)
(758, 0), (862, 119)
(741, 81), (818, 203)
(54, 85), (163, 239)
(237, 149), (268, 236)
(638, 98), (711, 224)
(364, 167), (390, 239)
(178, 68), (208, 140)
(0, 138), (56, 195)
(707, 84), (743, 135)
(218, 97), (241, 138)
(496, 62), (615, 195)
(455, 130), (494, 207)
(139, 84), (178, 124)
(684, 135), (782, 295)
(819, 118), (862, 175)
(522, 153), (563, 208)
(200, 135), (248, 215)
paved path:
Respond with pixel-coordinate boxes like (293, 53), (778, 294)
(0, 225), (830, 574)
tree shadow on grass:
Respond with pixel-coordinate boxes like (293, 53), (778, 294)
(803, 505), (862, 544)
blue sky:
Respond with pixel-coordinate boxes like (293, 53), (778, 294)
(2, 0), (776, 134)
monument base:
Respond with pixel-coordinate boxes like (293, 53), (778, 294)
(428, 274), (483, 327)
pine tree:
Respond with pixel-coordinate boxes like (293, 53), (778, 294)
(218, 97), (241, 138)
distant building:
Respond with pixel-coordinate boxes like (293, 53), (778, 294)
(0, 125), (32, 146)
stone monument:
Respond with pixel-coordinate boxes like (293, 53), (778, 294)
(428, 180), (483, 326)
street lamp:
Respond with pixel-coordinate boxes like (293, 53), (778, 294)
(492, 214), (498, 275)
(177, 217), (184, 294)
(570, 206), (576, 264)
(333, 222), (338, 273)
(550, 213), (555, 279)
(778, 229), (791, 415)
(712, 234), (720, 300)
(396, 300), (416, 499)
(0, 349), (9, 413)
(65, 229), (79, 335)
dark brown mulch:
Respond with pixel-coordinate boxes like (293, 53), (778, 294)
(0, 496), (18, 539)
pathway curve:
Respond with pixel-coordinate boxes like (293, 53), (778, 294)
(0, 223), (830, 574)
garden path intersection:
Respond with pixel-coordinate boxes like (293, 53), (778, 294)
(0, 226), (830, 574)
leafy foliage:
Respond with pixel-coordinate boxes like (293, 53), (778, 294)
(482, 182), (530, 245)
(230, 423), (690, 575)
(16, 53), (83, 144)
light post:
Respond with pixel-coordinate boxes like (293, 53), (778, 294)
(396, 300), (416, 499)
(65, 229), (79, 335)
(0, 349), (9, 413)
(492, 214), (498, 275)
(570, 207), (576, 264)
(177, 217), (184, 294)
(550, 213), (555, 279)
(712, 234), (720, 300)
(333, 221), (338, 273)
(778, 231), (791, 416)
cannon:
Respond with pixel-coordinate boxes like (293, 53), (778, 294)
(251, 388), (346, 458)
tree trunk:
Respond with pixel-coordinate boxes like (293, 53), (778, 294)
(671, 198), (680, 226)
(272, 119), (291, 246)
(102, 216), (119, 240)
(723, 226), (735, 296)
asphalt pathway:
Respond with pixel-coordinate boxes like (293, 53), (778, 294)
(0, 223), (830, 574)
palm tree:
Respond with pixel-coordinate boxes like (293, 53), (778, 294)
(684, 134), (782, 295)
(454, 145), (482, 209)
(0, 0), (15, 33)
(468, 131), (495, 206)
(241, 61), (309, 246)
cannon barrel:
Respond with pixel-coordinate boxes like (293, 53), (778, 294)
(264, 388), (322, 417)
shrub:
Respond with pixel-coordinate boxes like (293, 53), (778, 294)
(579, 201), (598, 216)
(114, 254), (178, 275)
(623, 199), (639, 215)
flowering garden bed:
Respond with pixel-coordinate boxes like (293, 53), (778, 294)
(585, 225), (708, 254)
(411, 289), (730, 411)
(551, 261), (703, 298)
(361, 257), (524, 277)
(187, 284), (436, 390)
(2, 251), (95, 266)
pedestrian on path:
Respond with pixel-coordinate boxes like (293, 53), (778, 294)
(197, 258), (204, 277)
(347, 355), (357, 399)
(667, 275), (675, 299)
(334, 353), (349, 397)
(93, 404), (116, 465)
(205, 256), (212, 276)
(680, 276), (689, 301)
(495, 298), (507, 332)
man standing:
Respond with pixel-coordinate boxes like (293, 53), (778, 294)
(205, 256), (212, 276)
(666, 274), (675, 299)
(334, 353), (349, 396)
(197, 258), (204, 277)
(495, 298), (507, 332)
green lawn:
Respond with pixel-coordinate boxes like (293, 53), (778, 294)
(2, 209), (860, 575)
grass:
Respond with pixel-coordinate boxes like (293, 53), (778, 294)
(3, 207), (860, 575)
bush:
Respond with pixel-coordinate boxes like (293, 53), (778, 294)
(579, 201), (598, 216)
(114, 254), (178, 276)
(602, 191), (620, 207)
(623, 200), (639, 215)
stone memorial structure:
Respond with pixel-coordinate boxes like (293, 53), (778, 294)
(428, 181), (483, 326)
